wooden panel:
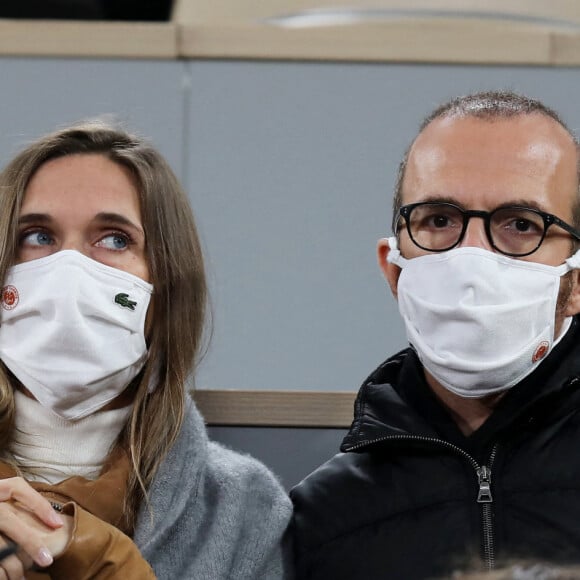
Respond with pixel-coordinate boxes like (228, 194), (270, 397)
(552, 30), (580, 64)
(192, 389), (357, 428)
(174, 0), (580, 26)
(174, 0), (580, 64)
(0, 1), (578, 62)
(178, 18), (554, 64)
(0, 20), (177, 58)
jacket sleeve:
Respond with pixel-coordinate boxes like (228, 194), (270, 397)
(48, 502), (156, 580)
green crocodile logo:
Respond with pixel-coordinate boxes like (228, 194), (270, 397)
(114, 293), (137, 311)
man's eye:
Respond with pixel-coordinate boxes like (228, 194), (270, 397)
(21, 231), (53, 246)
(504, 218), (542, 235)
(513, 219), (532, 232)
(420, 214), (457, 229)
(431, 215), (450, 228)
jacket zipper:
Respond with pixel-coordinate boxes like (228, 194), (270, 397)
(345, 435), (499, 569)
(478, 444), (498, 570)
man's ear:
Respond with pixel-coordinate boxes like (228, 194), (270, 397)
(565, 268), (580, 317)
(377, 238), (401, 300)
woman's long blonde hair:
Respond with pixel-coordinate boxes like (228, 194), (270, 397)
(0, 121), (208, 526)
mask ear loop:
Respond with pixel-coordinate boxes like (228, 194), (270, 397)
(564, 247), (580, 271)
(386, 236), (409, 268)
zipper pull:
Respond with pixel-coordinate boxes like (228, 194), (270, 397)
(477, 465), (493, 503)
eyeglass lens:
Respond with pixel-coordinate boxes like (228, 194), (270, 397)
(405, 203), (545, 256)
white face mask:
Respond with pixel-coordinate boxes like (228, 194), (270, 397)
(387, 237), (580, 398)
(0, 250), (153, 420)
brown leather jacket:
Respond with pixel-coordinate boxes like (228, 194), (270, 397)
(0, 449), (156, 579)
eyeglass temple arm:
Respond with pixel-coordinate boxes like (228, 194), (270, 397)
(551, 215), (580, 241)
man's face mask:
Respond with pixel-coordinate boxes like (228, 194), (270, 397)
(387, 237), (580, 398)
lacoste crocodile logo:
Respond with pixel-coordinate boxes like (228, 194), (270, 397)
(114, 293), (137, 311)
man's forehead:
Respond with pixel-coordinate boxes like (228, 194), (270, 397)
(406, 114), (577, 176)
(412, 113), (573, 152)
(400, 113), (578, 214)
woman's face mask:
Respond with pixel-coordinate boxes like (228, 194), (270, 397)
(0, 250), (152, 420)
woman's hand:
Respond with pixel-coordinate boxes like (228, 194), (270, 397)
(0, 477), (65, 579)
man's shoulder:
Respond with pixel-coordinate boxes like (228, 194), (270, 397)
(291, 451), (362, 500)
(290, 450), (380, 549)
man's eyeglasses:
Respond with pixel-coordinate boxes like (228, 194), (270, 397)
(396, 201), (580, 257)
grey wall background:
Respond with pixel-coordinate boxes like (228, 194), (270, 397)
(2, 58), (580, 395)
(2, 57), (580, 482)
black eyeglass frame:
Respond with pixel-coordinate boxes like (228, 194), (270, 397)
(396, 201), (580, 257)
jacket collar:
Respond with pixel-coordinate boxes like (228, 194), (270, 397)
(342, 317), (580, 453)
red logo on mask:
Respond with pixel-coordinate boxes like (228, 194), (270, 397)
(532, 341), (550, 363)
(1, 286), (19, 310)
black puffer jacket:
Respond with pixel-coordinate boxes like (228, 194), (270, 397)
(291, 318), (580, 580)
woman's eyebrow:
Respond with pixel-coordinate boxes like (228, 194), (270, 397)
(94, 212), (145, 237)
(18, 213), (52, 225)
(18, 212), (145, 238)
(92, 211), (145, 240)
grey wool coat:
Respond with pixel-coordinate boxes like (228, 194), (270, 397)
(134, 397), (293, 579)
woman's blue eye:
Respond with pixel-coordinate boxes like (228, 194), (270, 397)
(22, 231), (52, 246)
(99, 234), (128, 250)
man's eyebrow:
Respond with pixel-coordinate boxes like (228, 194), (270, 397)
(494, 199), (547, 212)
(415, 195), (461, 206)
(414, 195), (549, 213)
